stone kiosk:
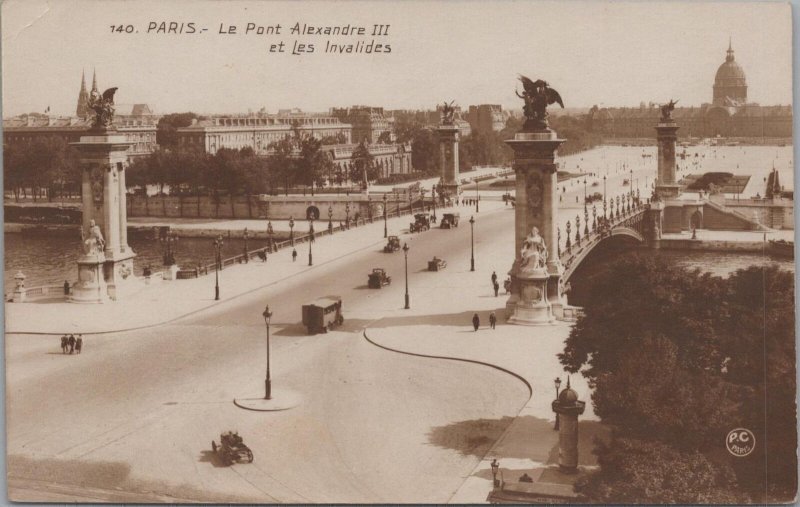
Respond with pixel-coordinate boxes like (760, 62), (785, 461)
(505, 76), (566, 324)
(437, 101), (461, 203)
(70, 87), (138, 303)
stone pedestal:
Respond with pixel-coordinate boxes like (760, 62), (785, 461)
(437, 125), (461, 202)
(655, 120), (681, 199)
(71, 130), (139, 302)
(70, 254), (110, 303)
(508, 268), (554, 325)
(552, 382), (586, 473)
(504, 129), (565, 320)
(163, 264), (179, 281)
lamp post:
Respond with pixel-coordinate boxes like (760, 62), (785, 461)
(603, 175), (607, 219)
(383, 193), (388, 238)
(262, 305), (273, 400)
(328, 205), (333, 233)
(583, 178), (589, 236)
(431, 185), (437, 221)
(289, 217), (295, 246)
(308, 219), (315, 266)
(592, 204), (597, 232)
(403, 242), (410, 309)
(160, 230), (178, 266)
(469, 215), (476, 272)
(475, 179), (479, 213)
(267, 221), (274, 253)
(490, 459), (500, 488)
(213, 235), (223, 301)
(243, 227), (249, 263)
(345, 202), (351, 229)
(554, 377), (562, 430)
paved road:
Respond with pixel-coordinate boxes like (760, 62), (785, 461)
(6, 207), (530, 503)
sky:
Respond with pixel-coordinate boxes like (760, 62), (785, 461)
(0, 0), (793, 117)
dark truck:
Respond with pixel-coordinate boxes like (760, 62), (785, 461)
(302, 296), (344, 334)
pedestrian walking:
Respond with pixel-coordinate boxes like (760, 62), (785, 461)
(68, 334), (76, 354)
(489, 312), (497, 329)
(472, 313), (480, 331)
(491, 271), (498, 286)
(75, 335), (83, 354)
(60, 335), (68, 353)
(493, 281), (500, 297)
(292, 248), (298, 262)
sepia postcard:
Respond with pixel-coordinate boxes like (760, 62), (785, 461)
(1, 0), (796, 503)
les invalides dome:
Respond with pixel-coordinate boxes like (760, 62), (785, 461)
(712, 39), (747, 107)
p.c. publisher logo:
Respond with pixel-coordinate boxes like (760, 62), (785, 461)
(726, 428), (755, 457)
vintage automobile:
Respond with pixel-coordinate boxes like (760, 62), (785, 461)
(440, 212), (460, 229)
(427, 257), (447, 271)
(302, 296), (344, 334)
(383, 235), (401, 253)
(368, 268), (392, 288)
(409, 213), (431, 233)
(211, 431), (254, 465)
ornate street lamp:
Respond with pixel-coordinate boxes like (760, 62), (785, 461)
(213, 235), (223, 301)
(431, 185), (437, 221)
(403, 243), (410, 309)
(262, 305), (273, 399)
(383, 193), (388, 238)
(160, 230), (178, 266)
(554, 377), (562, 430)
(308, 219), (315, 266)
(345, 202), (351, 229)
(566, 221), (572, 252)
(592, 205), (597, 231)
(328, 205), (333, 233)
(243, 227), (249, 263)
(475, 179), (480, 213)
(603, 175), (608, 219)
(469, 216), (476, 272)
(289, 216), (295, 246)
(267, 221), (274, 253)
(575, 214), (581, 246)
(557, 226), (561, 257)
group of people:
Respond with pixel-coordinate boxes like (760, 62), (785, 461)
(472, 311), (498, 331)
(60, 334), (83, 354)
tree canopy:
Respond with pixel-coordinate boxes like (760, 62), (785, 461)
(563, 255), (796, 503)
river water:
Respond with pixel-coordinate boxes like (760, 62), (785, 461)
(3, 233), (251, 292)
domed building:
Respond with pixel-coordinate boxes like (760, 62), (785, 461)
(585, 41), (792, 140)
(712, 40), (747, 107)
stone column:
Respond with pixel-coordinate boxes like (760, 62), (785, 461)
(505, 130), (565, 322)
(437, 125), (460, 202)
(71, 131), (137, 301)
(552, 379), (586, 473)
(655, 119), (681, 198)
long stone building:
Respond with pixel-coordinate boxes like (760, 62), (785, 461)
(586, 42), (792, 139)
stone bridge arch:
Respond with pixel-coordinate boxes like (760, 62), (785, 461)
(562, 228), (645, 283)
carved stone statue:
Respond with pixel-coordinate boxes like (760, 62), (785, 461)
(440, 101), (456, 126)
(81, 219), (106, 255)
(660, 99), (678, 121)
(516, 75), (564, 131)
(519, 226), (548, 271)
(87, 87), (118, 130)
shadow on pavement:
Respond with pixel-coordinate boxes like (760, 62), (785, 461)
(198, 449), (230, 468)
(427, 416), (516, 458)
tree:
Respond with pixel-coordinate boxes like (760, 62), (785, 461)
(156, 112), (201, 148)
(351, 141), (375, 187)
(561, 256), (796, 502)
(267, 137), (296, 195)
(411, 128), (439, 176)
(295, 137), (330, 195)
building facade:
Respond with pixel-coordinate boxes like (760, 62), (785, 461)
(466, 104), (506, 135)
(323, 142), (412, 182)
(176, 114), (352, 154)
(586, 42), (792, 139)
(330, 106), (392, 144)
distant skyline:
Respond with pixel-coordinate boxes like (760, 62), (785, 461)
(1, 0), (793, 117)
